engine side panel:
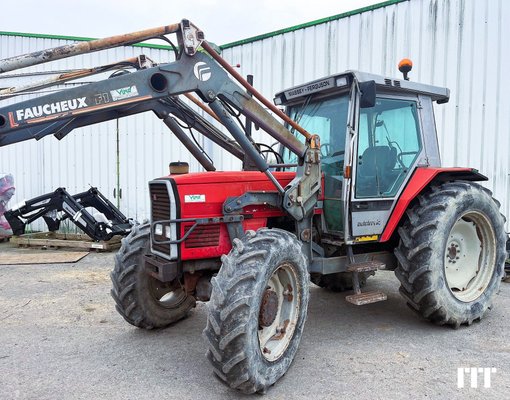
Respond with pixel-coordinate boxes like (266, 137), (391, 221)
(172, 171), (295, 260)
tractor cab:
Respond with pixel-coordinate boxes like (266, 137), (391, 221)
(275, 69), (450, 243)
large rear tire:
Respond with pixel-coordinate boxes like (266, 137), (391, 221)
(110, 223), (195, 329)
(203, 228), (309, 394)
(395, 181), (506, 327)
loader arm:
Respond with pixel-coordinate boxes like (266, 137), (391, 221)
(0, 19), (321, 221)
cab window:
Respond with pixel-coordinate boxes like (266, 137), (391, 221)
(283, 95), (350, 233)
(355, 98), (421, 198)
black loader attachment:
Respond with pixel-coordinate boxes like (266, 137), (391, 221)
(5, 187), (133, 241)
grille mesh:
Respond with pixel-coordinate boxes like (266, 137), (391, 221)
(184, 224), (220, 248)
(149, 182), (171, 255)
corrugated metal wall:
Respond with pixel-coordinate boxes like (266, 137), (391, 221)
(1, 0), (509, 232)
(222, 0), (510, 224)
(0, 39), (210, 230)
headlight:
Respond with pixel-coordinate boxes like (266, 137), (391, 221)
(154, 224), (163, 236)
(336, 76), (348, 87)
(165, 225), (172, 239)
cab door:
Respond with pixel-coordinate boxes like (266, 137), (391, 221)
(350, 96), (423, 239)
(282, 94), (351, 236)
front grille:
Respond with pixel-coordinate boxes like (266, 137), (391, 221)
(184, 224), (220, 248)
(149, 182), (171, 255)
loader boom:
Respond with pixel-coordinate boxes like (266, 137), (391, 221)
(0, 19), (320, 221)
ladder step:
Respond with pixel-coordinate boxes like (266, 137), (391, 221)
(346, 291), (387, 306)
(347, 260), (385, 273)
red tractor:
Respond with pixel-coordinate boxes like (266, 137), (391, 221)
(0, 21), (506, 394)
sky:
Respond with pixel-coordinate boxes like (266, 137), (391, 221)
(1, 0), (383, 45)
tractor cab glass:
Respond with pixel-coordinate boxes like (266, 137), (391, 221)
(355, 98), (422, 198)
(282, 94), (349, 233)
(282, 95), (349, 166)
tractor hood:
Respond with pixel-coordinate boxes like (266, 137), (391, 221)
(168, 170), (296, 219)
(150, 170), (296, 261)
(168, 171), (296, 186)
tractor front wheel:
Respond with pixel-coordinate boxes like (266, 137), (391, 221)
(110, 223), (195, 329)
(203, 228), (309, 394)
(395, 181), (506, 327)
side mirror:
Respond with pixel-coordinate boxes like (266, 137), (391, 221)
(359, 80), (376, 108)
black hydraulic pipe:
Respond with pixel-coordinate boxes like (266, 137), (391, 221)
(169, 98), (245, 160)
(202, 40), (312, 141)
(209, 99), (284, 193)
(163, 117), (216, 171)
(188, 120), (244, 161)
(210, 100), (267, 171)
(246, 75), (254, 138)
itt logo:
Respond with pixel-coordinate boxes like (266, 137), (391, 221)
(457, 367), (497, 388)
(193, 61), (211, 81)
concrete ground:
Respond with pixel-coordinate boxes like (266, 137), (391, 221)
(0, 241), (509, 400)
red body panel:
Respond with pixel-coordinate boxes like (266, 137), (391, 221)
(379, 167), (475, 242)
(168, 167), (479, 256)
(171, 171), (295, 260)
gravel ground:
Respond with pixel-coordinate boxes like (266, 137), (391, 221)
(1, 242), (509, 400)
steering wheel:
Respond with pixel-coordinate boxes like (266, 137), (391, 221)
(320, 143), (332, 157)
(397, 151), (419, 169)
(385, 137), (406, 168)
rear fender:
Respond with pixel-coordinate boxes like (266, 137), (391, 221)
(380, 167), (487, 242)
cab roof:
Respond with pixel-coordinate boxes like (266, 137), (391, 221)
(274, 70), (450, 105)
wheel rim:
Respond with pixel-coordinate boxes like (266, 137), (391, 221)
(444, 211), (496, 302)
(258, 262), (300, 362)
(149, 278), (188, 309)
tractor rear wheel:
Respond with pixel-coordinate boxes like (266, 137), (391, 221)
(111, 223), (195, 329)
(203, 228), (309, 394)
(395, 181), (506, 327)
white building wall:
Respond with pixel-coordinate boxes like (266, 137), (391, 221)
(1, 0), (509, 232)
(221, 0), (510, 224)
(0, 38), (212, 230)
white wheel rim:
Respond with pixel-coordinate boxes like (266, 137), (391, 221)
(444, 211), (496, 302)
(149, 278), (188, 308)
(258, 263), (300, 362)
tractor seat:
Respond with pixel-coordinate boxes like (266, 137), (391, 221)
(357, 145), (397, 197)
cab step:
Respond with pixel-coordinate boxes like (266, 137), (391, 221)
(346, 291), (387, 306)
(347, 260), (385, 273)
(344, 246), (387, 305)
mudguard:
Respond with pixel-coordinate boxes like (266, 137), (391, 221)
(380, 167), (488, 242)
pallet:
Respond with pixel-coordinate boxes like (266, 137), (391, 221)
(10, 232), (121, 251)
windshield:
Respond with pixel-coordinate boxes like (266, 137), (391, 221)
(282, 95), (350, 165)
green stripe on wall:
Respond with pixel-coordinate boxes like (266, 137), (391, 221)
(0, 0), (408, 51)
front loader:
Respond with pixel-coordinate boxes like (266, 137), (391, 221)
(0, 21), (506, 394)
